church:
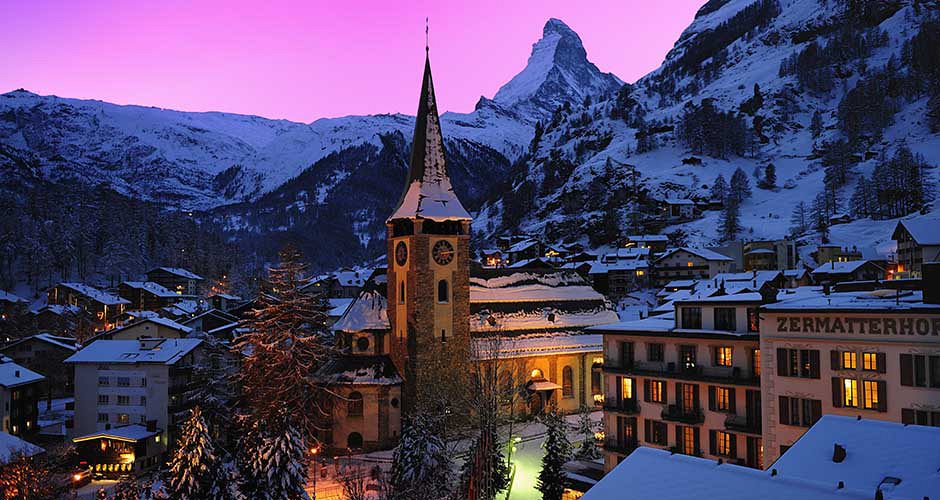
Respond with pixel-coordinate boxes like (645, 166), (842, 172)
(315, 50), (618, 452)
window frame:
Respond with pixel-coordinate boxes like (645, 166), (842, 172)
(715, 346), (733, 367)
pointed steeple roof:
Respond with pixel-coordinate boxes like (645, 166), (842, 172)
(388, 54), (471, 223)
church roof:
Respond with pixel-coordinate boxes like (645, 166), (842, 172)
(388, 54), (471, 222)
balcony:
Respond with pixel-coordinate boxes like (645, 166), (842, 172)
(604, 398), (639, 415)
(724, 414), (761, 434)
(603, 438), (638, 455)
(613, 361), (760, 387)
(661, 405), (704, 424)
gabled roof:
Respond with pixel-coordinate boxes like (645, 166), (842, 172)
(121, 281), (180, 298)
(333, 290), (389, 333)
(811, 260), (876, 275)
(65, 338), (202, 365)
(388, 54), (471, 222)
(0, 290), (27, 304)
(893, 217), (940, 246)
(148, 267), (204, 281)
(664, 198), (695, 205)
(0, 333), (78, 353)
(655, 247), (733, 263)
(0, 356), (44, 388)
(180, 308), (238, 326)
(73, 424), (159, 443)
(95, 317), (192, 341)
(0, 432), (44, 464)
(56, 283), (129, 306)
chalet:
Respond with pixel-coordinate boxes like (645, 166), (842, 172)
(625, 235), (669, 254)
(589, 259), (649, 298)
(782, 268), (813, 288)
(90, 317), (192, 342)
(742, 239), (796, 271)
(0, 290), (28, 320)
(180, 309), (238, 334)
(507, 257), (556, 270)
(567, 251), (600, 264)
(479, 248), (504, 268)
(118, 281), (190, 311)
(0, 356), (44, 437)
(652, 248), (734, 288)
(506, 239), (542, 264)
(32, 304), (83, 334)
(810, 260), (885, 286)
(828, 213), (852, 225)
(663, 198), (695, 221)
(47, 283), (129, 331)
(300, 269), (370, 299)
(814, 245), (863, 266)
(0, 333), (78, 400)
(145, 267), (204, 296)
(208, 293), (242, 312)
(892, 217), (940, 278)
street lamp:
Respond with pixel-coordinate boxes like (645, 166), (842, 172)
(309, 445), (320, 500)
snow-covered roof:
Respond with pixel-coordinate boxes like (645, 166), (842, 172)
(65, 338), (202, 365)
(0, 290), (27, 304)
(470, 271), (605, 303)
(35, 304), (81, 316)
(656, 247), (733, 263)
(591, 314), (675, 333)
(508, 239), (539, 253)
(894, 217), (940, 246)
(583, 447), (870, 500)
(328, 298), (354, 317)
(315, 355), (402, 385)
(0, 333), (78, 352)
(0, 432), (44, 464)
(333, 290), (389, 332)
(771, 415), (940, 499)
(104, 317), (193, 338)
(334, 270), (369, 288)
(627, 234), (669, 242)
(121, 281), (180, 298)
(73, 424), (159, 443)
(783, 269), (807, 278)
(677, 291), (764, 303)
(664, 279), (698, 289)
(588, 260), (648, 274)
(473, 332), (602, 360)
(664, 198), (695, 205)
(765, 289), (940, 312)
(745, 248), (775, 255)
(210, 293), (242, 301)
(151, 267), (204, 280)
(811, 260), (875, 275)
(56, 283), (129, 306)
(0, 356), (44, 388)
(388, 55), (471, 222)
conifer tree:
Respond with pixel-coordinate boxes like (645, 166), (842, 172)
(235, 244), (334, 440)
(574, 405), (600, 460)
(709, 174), (729, 202)
(536, 408), (571, 500)
(389, 415), (453, 500)
(186, 332), (236, 442)
(167, 406), (221, 500)
(719, 200), (742, 242)
(458, 425), (511, 500)
(759, 163), (777, 189)
(729, 168), (752, 204)
(245, 416), (309, 500)
(811, 109), (823, 138)
(789, 201), (810, 236)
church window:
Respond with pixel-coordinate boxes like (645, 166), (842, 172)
(441, 329), (447, 343)
(399, 281), (405, 304)
(348, 392), (363, 416)
(347, 432), (363, 449)
(356, 337), (370, 352)
(438, 280), (449, 303)
(390, 398), (399, 409)
(563, 366), (573, 397)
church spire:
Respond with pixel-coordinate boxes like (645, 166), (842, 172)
(388, 48), (471, 222)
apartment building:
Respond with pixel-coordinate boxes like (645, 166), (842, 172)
(594, 291), (767, 472)
(760, 273), (940, 464)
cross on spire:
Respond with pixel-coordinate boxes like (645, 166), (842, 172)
(425, 17), (429, 53)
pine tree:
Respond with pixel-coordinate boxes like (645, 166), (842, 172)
(458, 425), (510, 500)
(167, 406), (220, 500)
(719, 200), (742, 242)
(758, 163), (777, 189)
(186, 332), (236, 441)
(536, 408), (571, 500)
(244, 414), (309, 500)
(111, 477), (142, 500)
(235, 244), (335, 440)
(849, 176), (874, 218)
(389, 415), (453, 500)
(729, 168), (752, 204)
(574, 406), (600, 460)
(709, 174), (729, 202)
(789, 201), (810, 236)
(811, 109), (823, 138)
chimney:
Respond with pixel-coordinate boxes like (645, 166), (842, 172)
(14, 370), (19, 378)
(923, 263), (940, 305)
(833, 443), (846, 463)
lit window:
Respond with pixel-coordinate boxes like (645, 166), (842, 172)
(715, 347), (733, 367)
(716, 387), (732, 411)
(842, 352), (857, 370)
(863, 380), (879, 409)
(681, 426), (696, 455)
(687, 261), (694, 267)
(530, 369), (543, 379)
(862, 352), (878, 371)
(650, 380), (665, 403)
(752, 349), (761, 376)
(117, 413), (130, 424)
(843, 379), (858, 408)
(636, 270), (645, 276)
(716, 431), (732, 456)
(563, 367), (574, 397)
(621, 377), (633, 400)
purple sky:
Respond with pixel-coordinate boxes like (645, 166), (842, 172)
(1, 0), (702, 122)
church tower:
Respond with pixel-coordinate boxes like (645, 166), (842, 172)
(387, 51), (471, 416)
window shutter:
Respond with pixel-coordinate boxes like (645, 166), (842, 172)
(693, 384), (700, 409)
(708, 386), (716, 411)
(644, 418), (651, 441)
(831, 378), (843, 408)
(675, 383), (682, 407)
(900, 354), (913, 386)
(675, 426), (682, 451)
(809, 350), (820, 379)
(709, 430), (717, 456)
(811, 399), (822, 425)
(694, 428), (701, 455)
(779, 396), (790, 425)
(616, 377), (622, 402)
(830, 350), (840, 370)
(730, 433), (738, 459)
(644, 379), (651, 403)
(877, 380), (887, 412)
(729, 388), (737, 414)
(663, 381), (668, 404)
(777, 348), (788, 376)
(901, 408), (914, 425)
(876, 352), (886, 374)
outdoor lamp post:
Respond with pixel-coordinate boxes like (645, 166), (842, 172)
(309, 445), (320, 500)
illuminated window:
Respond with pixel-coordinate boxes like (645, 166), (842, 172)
(752, 349), (761, 377)
(650, 380), (665, 403)
(620, 377), (632, 400)
(716, 387), (732, 411)
(687, 261), (694, 267)
(117, 414), (129, 424)
(636, 270), (645, 276)
(681, 426), (697, 455)
(843, 379), (858, 408)
(715, 347), (733, 367)
(862, 380), (879, 409)
(842, 352), (857, 370)
(862, 352), (878, 371)
(563, 367), (574, 397)
(715, 431), (732, 456)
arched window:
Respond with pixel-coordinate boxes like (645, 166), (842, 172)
(348, 392), (363, 416)
(347, 432), (363, 449)
(562, 366), (573, 397)
(438, 279), (449, 303)
(356, 336), (370, 352)
(399, 281), (405, 304)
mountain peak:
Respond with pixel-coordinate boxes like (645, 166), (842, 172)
(493, 18), (622, 119)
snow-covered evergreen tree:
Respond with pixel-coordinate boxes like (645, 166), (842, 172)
(709, 174), (728, 202)
(729, 168), (752, 203)
(758, 163), (777, 189)
(167, 406), (220, 500)
(810, 109), (823, 138)
(719, 201), (742, 242)
(458, 425), (510, 500)
(244, 415), (309, 500)
(536, 408), (571, 500)
(389, 415), (453, 500)
(186, 332), (236, 442)
(235, 244), (335, 440)
(573, 406), (600, 460)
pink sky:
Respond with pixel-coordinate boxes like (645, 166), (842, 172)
(1, 0), (703, 122)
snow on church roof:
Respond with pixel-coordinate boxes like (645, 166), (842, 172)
(333, 290), (389, 332)
(388, 54), (470, 222)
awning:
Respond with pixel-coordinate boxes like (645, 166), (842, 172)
(527, 380), (562, 392)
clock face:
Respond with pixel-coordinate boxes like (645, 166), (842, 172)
(395, 241), (408, 266)
(432, 240), (455, 266)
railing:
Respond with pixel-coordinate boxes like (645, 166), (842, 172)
(613, 361), (760, 386)
(603, 438), (638, 455)
(661, 405), (704, 424)
(724, 414), (761, 434)
(604, 398), (639, 414)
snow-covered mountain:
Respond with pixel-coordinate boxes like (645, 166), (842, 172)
(480, 0), (940, 263)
